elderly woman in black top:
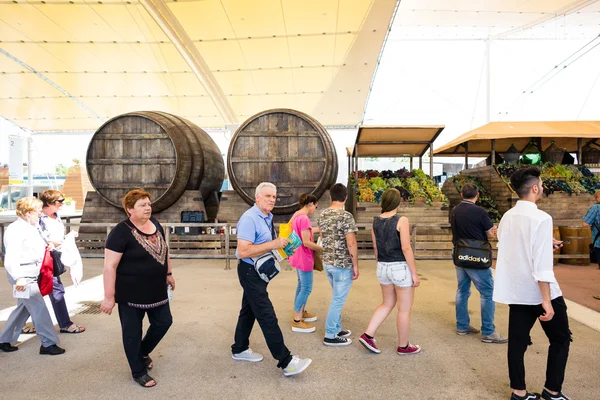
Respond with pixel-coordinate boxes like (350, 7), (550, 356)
(100, 189), (175, 388)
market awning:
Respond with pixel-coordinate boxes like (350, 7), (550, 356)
(434, 121), (600, 157)
(353, 125), (445, 157)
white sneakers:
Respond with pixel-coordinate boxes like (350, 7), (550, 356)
(283, 355), (312, 376)
(232, 349), (311, 377)
(232, 350), (311, 376)
(231, 348), (264, 362)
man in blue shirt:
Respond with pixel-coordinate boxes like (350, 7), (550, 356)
(231, 182), (312, 376)
(582, 190), (600, 300)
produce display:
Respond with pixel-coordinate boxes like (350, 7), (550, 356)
(450, 175), (501, 222)
(351, 168), (447, 206)
(495, 163), (600, 196)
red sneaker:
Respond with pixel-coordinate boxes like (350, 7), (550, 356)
(396, 343), (421, 355)
(359, 333), (381, 354)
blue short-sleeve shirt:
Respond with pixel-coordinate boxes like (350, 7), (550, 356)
(583, 203), (600, 248)
(236, 204), (274, 264)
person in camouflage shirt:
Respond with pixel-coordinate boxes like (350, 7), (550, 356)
(317, 183), (359, 347)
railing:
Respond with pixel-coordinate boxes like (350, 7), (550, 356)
(0, 221), (585, 268)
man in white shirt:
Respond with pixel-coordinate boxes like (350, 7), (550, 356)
(494, 167), (571, 400)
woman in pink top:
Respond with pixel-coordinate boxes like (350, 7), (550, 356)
(288, 193), (322, 333)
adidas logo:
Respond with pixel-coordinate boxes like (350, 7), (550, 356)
(458, 255), (487, 263)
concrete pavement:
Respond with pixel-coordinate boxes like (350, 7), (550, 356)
(0, 260), (599, 400)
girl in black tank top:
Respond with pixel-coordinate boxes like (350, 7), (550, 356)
(373, 214), (406, 262)
(359, 188), (421, 355)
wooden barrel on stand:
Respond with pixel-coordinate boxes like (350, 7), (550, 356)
(86, 111), (224, 213)
(559, 226), (592, 265)
(227, 109), (338, 215)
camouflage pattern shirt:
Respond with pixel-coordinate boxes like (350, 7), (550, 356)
(317, 208), (358, 269)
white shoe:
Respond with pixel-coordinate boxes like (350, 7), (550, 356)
(232, 348), (263, 362)
(283, 355), (312, 376)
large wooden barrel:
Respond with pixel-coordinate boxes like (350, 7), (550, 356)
(227, 109), (338, 214)
(559, 226), (592, 265)
(86, 111), (224, 213)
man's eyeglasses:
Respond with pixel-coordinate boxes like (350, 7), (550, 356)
(55, 198), (65, 204)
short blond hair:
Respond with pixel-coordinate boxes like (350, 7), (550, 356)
(16, 197), (43, 217)
(121, 189), (151, 217)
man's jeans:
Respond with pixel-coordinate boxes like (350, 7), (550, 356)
(455, 266), (495, 336)
(324, 263), (353, 339)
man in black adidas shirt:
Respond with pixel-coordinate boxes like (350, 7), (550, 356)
(450, 183), (507, 344)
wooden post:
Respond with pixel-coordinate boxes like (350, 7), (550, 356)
(491, 139), (496, 165)
(347, 152), (352, 177)
(429, 144), (434, 178)
(464, 142), (469, 170)
(410, 156), (413, 171)
(578, 138), (583, 165)
(225, 225), (231, 270)
(0, 224), (4, 262)
(419, 156), (423, 170)
(411, 224), (417, 258)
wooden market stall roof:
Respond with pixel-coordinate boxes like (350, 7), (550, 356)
(434, 121), (600, 157)
(352, 125), (445, 157)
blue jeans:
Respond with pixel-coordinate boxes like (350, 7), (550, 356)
(455, 266), (495, 336)
(324, 263), (353, 339)
(294, 269), (314, 313)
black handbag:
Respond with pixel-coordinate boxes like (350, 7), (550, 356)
(590, 223), (600, 264)
(51, 249), (66, 276)
(452, 238), (493, 269)
(451, 206), (493, 269)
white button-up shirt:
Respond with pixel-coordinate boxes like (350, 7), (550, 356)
(493, 200), (562, 305)
(3, 217), (46, 281)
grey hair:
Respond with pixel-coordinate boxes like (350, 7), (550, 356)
(255, 182), (277, 197)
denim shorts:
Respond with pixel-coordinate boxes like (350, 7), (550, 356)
(376, 261), (413, 288)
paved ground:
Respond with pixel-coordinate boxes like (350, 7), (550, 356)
(1, 259), (599, 400)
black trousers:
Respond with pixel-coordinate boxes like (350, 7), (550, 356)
(118, 302), (173, 378)
(508, 296), (570, 392)
(231, 260), (292, 369)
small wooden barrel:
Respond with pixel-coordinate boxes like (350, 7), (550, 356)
(559, 226), (592, 265)
(86, 111), (224, 213)
(227, 109), (338, 214)
(552, 226), (560, 266)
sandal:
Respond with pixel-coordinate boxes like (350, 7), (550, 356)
(594, 295), (600, 300)
(133, 373), (156, 388)
(21, 325), (36, 334)
(60, 324), (86, 334)
(144, 355), (153, 370)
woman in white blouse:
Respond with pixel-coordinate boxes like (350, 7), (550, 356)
(0, 197), (65, 355)
(25, 190), (85, 334)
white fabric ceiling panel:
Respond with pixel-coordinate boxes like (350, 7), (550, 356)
(213, 71), (257, 96)
(169, 2), (235, 40)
